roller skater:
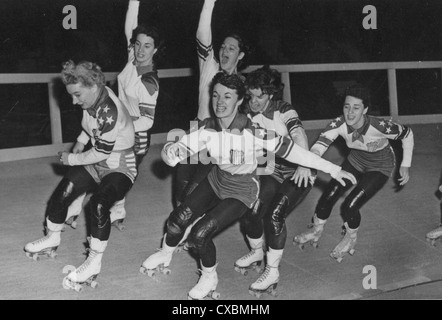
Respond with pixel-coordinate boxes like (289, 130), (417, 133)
(248, 248), (281, 298)
(295, 84), (414, 261)
(238, 66), (316, 293)
(63, 237), (107, 292)
(426, 184), (442, 246)
(330, 223), (358, 263)
(24, 60), (136, 293)
(234, 235), (264, 276)
(188, 263), (220, 300)
(147, 72), (354, 299)
(24, 218), (63, 260)
(293, 214), (326, 250)
(140, 235), (175, 277)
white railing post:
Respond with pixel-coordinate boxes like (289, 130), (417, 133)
(48, 81), (63, 144)
(281, 71), (292, 104)
(387, 68), (399, 118)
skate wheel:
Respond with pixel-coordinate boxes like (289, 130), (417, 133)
(162, 268), (171, 275)
(74, 284), (83, 293)
(249, 290), (261, 298)
(241, 269), (248, 276)
(25, 252), (31, 259)
(349, 249), (355, 256)
(269, 289), (278, 297)
(211, 291), (220, 300)
(298, 244), (305, 251)
(49, 251), (57, 259)
(33, 255), (40, 262)
(234, 266), (240, 273)
(90, 281), (98, 289)
(139, 266), (146, 274)
(71, 221), (77, 229)
(147, 269), (156, 277)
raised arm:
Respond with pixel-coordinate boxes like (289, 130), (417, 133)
(125, 0), (140, 47)
(197, 0), (216, 48)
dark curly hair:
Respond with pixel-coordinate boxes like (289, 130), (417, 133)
(61, 60), (105, 88)
(344, 84), (371, 109)
(245, 65), (284, 100)
(130, 24), (165, 64)
(210, 72), (246, 100)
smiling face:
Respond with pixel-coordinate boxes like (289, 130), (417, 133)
(66, 83), (98, 110)
(134, 33), (157, 66)
(212, 83), (243, 121)
(247, 88), (272, 113)
(343, 95), (368, 129)
(219, 37), (244, 74)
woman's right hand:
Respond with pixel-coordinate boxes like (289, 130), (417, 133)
(334, 170), (357, 187)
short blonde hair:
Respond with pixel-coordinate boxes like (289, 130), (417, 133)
(61, 60), (105, 88)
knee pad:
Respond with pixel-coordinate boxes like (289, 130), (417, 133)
(267, 194), (289, 236)
(47, 178), (78, 224)
(341, 187), (366, 228)
(89, 184), (117, 230)
(187, 217), (218, 252)
(167, 205), (194, 238)
(316, 181), (343, 219)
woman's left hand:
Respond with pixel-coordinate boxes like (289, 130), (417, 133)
(398, 166), (410, 186)
(291, 166), (312, 188)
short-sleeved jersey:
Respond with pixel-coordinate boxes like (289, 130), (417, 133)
(311, 115), (414, 176)
(117, 0), (159, 134)
(247, 100), (304, 181)
(69, 86), (135, 167)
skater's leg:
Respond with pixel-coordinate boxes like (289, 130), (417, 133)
(315, 160), (360, 221)
(187, 198), (248, 268)
(341, 171), (388, 229)
(89, 173), (133, 241)
(265, 180), (312, 250)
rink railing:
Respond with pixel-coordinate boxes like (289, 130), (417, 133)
(1, 61), (442, 162)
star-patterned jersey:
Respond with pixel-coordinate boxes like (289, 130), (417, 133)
(247, 100), (305, 182)
(311, 115), (414, 176)
(164, 113), (342, 206)
(68, 87), (137, 182)
(118, 0), (158, 155)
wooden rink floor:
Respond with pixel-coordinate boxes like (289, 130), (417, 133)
(1, 123), (442, 300)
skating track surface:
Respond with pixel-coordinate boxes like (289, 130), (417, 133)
(1, 124), (442, 300)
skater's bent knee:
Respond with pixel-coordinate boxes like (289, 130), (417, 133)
(187, 218), (218, 250)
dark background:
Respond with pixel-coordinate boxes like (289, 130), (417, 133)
(0, 0), (441, 148)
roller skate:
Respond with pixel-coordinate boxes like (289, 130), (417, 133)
(140, 234), (175, 277)
(24, 218), (63, 261)
(293, 214), (326, 250)
(330, 223), (358, 263)
(110, 198), (126, 231)
(248, 248), (282, 298)
(188, 263), (220, 300)
(426, 225), (442, 246)
(234, 236), (264, 276)
(62, 237), (107, 292)
(64, 193), (86, 230)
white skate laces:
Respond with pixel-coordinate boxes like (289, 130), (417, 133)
(330, 225), (358, 263)
(26, 231), (60, 253)
(69, 250), (102, 282)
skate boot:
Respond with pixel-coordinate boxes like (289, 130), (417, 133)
(293, 214), (326, 250)
(64, 193), (86, 230)
(110, 198), (126, 231)
(140, 234), (176, 277)
(188, 263), (220, 300)
(248, 248), (282, 298)
(62, 237), (107, 292)
(234, 235), (264, 275)
(24, 218), (63, 261)
(330, 223), (358, 263)
(426, 224), (442, 246)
